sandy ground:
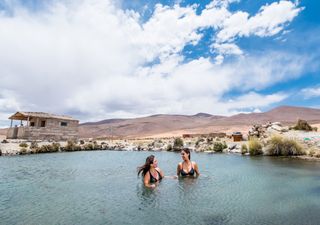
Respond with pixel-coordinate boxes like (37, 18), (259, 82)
(0, 135), (20, 155)
(0, 135), (68, 155)
(141, 125), (252, 139)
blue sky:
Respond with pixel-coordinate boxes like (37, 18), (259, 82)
(0, 0), (319, 126)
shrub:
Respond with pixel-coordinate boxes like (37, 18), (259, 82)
(19, 142), (28, 148)
(308, 148), (316, 157)
(292, 119), (312, 131)
(64, 140), (81, 152)
(266, 135), (283, 156)
(37, 144), (59, 153)
(84, 143), (94, 150)
(166, 144), (173, 151)
(94, 143), (102, 150)
(248, 138), (263, 156)
(51, 142), (61, 152)
(195, 138), (204, 147)
(173, 137), (184, 151)
(223, 141), (227, 149)
(30, 141), (39, 149)
(207, 137), (213, 144)
(266, 135), (305, 156)
(241, 144), (248, 155)
(79, 140), (85, 145)
(282, 139), (304, 156)
(213, 142), (225, 152)
(19, 148), (28, 155)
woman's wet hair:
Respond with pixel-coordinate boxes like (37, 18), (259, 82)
(137, 155), (155, 177)
(181, 148), (191, 160)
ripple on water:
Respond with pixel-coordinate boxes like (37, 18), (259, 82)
(202, 214), (231, 225)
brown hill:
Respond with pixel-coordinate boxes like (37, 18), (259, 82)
(79, 106), (320, 138)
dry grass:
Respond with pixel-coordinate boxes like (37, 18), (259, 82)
(248, 138), (263, 156)
(265, 135), (305, 156)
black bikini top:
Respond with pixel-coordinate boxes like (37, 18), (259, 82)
(149, 170), (162, 183)
(180, 163), (195, 176)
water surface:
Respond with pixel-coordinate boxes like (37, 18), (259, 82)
(1, 151), (320, 225)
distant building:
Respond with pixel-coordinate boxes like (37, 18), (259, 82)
(182, 133), (226, 139)
(232, 132), (243, 142)
(6, 112), (79, 141)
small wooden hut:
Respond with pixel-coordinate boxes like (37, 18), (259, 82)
(232, 132), (243, 142)
(6, 112), (79, 141)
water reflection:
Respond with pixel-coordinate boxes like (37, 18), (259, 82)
(136, 183), (160, 209)
(178, 177), (198, 191)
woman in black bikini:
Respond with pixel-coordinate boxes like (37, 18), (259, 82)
(177, 148), (200, 177)
(138, 155), (164, 188)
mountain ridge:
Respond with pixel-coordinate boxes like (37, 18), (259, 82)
(78, 105), (320, 138)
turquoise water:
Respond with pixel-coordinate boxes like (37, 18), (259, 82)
(1, 151), (320, 225)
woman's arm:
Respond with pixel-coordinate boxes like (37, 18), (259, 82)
(177, 163), (181, 176)
(156, 168), (177, 179)
(193, 162), (200, 176)
(143, 172), (155, 188)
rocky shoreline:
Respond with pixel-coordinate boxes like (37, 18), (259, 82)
(1, 122), (320, 160)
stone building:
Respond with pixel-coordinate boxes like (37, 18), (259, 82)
(6, 112), (79, 141)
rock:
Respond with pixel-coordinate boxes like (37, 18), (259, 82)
(272, 122), (282, 126)
(230, 148), (241, 153)
(228, 144), (237, 150)
(270, 124), (283, 131)
(270, 124), (289, 132)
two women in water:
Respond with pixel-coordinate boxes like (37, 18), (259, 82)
(137, 148), (200, 188)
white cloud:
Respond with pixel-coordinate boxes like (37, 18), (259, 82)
(64, 51), (306, 120)
(212, 43), (243, 55)
(301, 87), (320, 99)
(0, 0), (307, 125)
(216, 0), (303, 42)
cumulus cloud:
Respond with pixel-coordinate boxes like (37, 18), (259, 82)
(0, 0), (307, 125)
(216, 0), (303, 42)
(213, 0), (303, 59)
(301, 87), (320, 99)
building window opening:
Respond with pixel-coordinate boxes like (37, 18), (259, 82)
(41, 120), (46, 127)
(60, 122), (68, 127)
(30, 122), (35, 127)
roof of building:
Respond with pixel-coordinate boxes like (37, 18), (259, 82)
(9, 112), (78, 121)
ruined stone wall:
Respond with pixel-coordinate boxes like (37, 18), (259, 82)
(7, 118), (79, 140)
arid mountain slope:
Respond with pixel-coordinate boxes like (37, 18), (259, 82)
(79, 106), (320, 138)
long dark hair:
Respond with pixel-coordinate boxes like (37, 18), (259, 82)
(181, 148), (191, 160)
(137, 155), (155, 177)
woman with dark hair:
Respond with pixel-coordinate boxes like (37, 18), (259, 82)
(138, 155), (164, 188)
(177, 148), (200, 177)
